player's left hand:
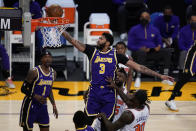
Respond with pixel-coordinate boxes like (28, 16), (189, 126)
(160, 75), (175, 82)
(53, 104), (58, 119)
(106, 77), (118, 89)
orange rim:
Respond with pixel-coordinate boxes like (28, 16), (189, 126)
(31, 17), (69, 31)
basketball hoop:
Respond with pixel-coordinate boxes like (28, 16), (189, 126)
(32, 17), (70, 48)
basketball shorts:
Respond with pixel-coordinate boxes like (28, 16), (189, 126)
(19, 96), (49, 130)
(85, 86), (116, 120)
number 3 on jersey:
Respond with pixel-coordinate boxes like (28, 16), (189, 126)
(99, 63), (105, 74)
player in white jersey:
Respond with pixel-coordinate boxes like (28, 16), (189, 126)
(93, 68), (128, 131)
(122, 103), (149, 131)
(116, 41), (133, 93)
(113, 68), (128, 122)
(97, 80), (150, 131)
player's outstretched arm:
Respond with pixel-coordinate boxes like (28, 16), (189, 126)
(125, 60), (174, 82)
(62, 31), (86, 52)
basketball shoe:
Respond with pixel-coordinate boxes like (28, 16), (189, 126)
(5, 77), (15, 89)
(165, 100), (178, 111)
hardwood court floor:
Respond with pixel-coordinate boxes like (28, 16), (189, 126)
(0, 81), (196, 131)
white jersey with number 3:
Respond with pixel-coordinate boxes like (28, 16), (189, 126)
(122, 105), (149, 131)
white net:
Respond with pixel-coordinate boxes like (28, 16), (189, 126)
(34, 17), (70, 48)
(40, 24), (69, 48)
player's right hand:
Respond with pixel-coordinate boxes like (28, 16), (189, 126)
(53, 105), (58, 119)
(83, 89), (89, 104)
(160, 75), (175, 82)
(33, 94), (46, 104)
(97, 113), (107, 119)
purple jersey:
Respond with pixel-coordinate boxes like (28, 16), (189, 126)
(76, 125), (95, 131)
(83, 45), (128, 119)
(32, 65), (54, 98)
(19, 65), (55, 130)
(90, 49), (117, 86)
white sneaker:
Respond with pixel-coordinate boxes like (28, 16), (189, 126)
(120, 33), (127, 41)
(162, 80), (174, 86)
(134, 77), (141, 88)
(165, 100), (178, 111)
(5, 77), (15, 89)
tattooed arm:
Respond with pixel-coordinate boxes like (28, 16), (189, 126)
(62, 31), (86, 52)
(125, 60), (174, 82)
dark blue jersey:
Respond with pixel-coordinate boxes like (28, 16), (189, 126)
(19, 65), (54, 130)
(90, 48), (117, 86)
(32, 65), (54, 98)
(83, 45), (129, 87)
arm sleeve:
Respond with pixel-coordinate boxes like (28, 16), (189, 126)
(83, 44), (96, 60)
(116, 54), (129, 65)
(21, 81), (34, 97)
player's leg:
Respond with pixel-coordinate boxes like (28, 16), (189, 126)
(0, 44), (10, 73)
(23, 127), (32, 131)
(38, 105), (50, 131)
(85, 87), (101, 125)
(100, 90), (116, 131)
(165, 45), (196, 111)
(84, 110), (96, 126)
(40, 127), (49, 131)
(170, 44), (196, 100)
(168, 72), (192, 101)
(165, 71), (192, 111)
(99, 102), (115, 131)
(0, 44), (15, 88)
(19, 97), (35, 131)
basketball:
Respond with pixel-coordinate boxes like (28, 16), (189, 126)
(46, 4), (63, 17)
